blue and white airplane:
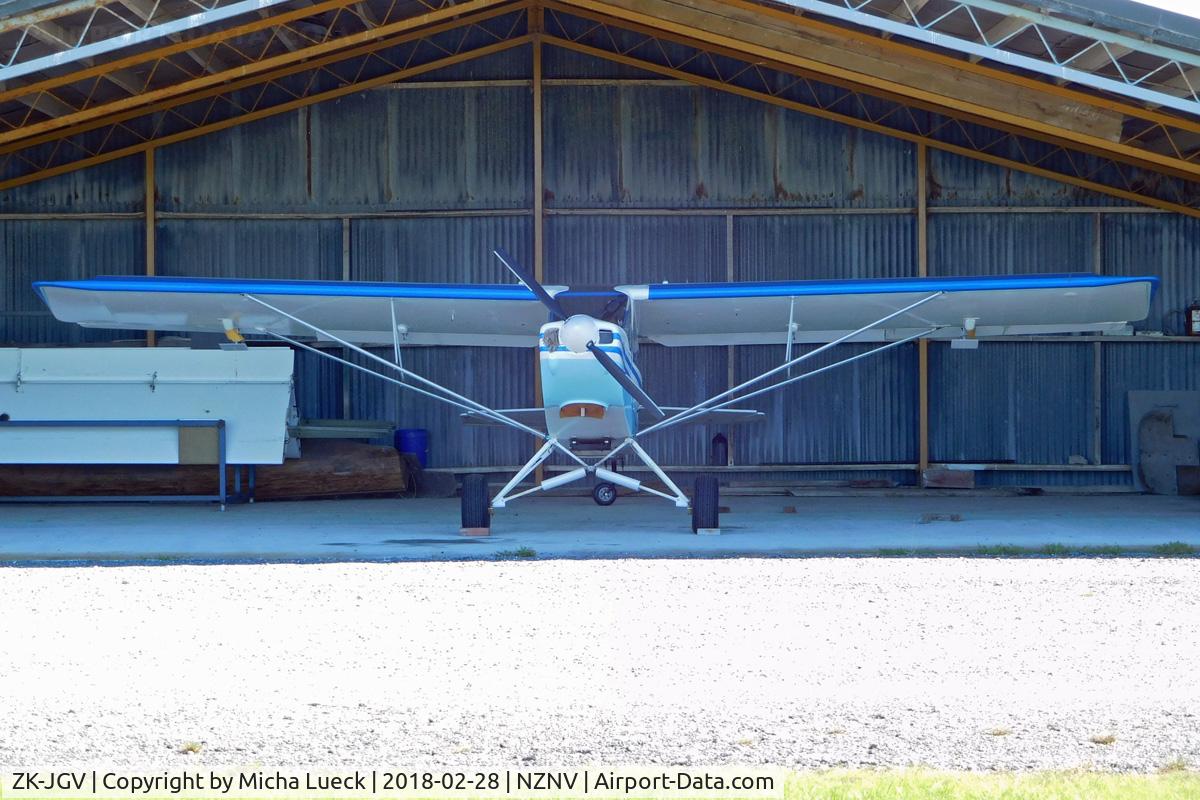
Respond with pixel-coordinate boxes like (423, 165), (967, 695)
(36, 251), (1157, 532)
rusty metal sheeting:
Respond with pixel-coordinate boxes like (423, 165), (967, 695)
(156, 219), (342, 280)
(929, 342), (1094, 466)
(543, 84), (914, 209)
(0, 155), (142, 214)
(974, 470), (1133, 488)
(1102, 342), (1200, 466)
(735, 214), (915, 280)
(347, 346), (535, 469)
(156, 112), (311, 212)
(156, 85), (532, 213)
(636, 343), (729, 467)
(926, 148), (1133, 208)
(352, 216), (531, 283)
(545, 215), (724, 284)
(733, 342), (919, 465)
(1103, 213), (1200, 335)
(293, 348), (345, 422)
(312, 87), (531, 211)
(928, 212), (1096, 276)
(413, 46), (532, 82)
(0, 218), (142, 344)
(543, 45), (658, 80)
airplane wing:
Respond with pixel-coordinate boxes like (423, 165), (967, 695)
(615, 274), (1158, 346)
(460, 407), (764, 430)
(34, 276), (567, 347)
(36, 273), (1158, 347)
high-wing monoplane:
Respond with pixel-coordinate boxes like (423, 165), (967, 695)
(36, 251), (1157, 532)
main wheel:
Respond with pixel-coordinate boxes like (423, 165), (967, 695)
(592, 482), (618, 506)
(460, 473), (490, 530)
(691, 475), (719, 532)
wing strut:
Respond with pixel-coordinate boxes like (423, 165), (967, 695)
(652, 327), (940, 436)
(637, 292), (945, 438)
(241, 294), (588, 467)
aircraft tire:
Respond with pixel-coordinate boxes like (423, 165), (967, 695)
(592, 482), (618, 506)
(691, 475), (719, 532)
(461, 473), (490, 530)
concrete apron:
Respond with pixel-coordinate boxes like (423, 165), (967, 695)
(0, 493), (1197, 565)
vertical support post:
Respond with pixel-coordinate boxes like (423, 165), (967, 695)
(532, 11), (545, 286)
(1092, 212), (1104, 465)
(341, 217), (352, 420)
(725, 212), (735, 467)
(916, 144), (930, 483)
(217, 420), (227, 511)
(144, 148), (156, 347)
(531, 8), (546, 484)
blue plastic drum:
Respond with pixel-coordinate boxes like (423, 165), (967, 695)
(394, 427), (430, 468)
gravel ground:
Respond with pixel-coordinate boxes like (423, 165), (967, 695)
(1, 558), (1198, 771)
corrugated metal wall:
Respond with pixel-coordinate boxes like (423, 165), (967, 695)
(0, 219), (143, 344)
(1, 50), (1197, 484)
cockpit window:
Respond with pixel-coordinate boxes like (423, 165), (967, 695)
(544, 328), (560, 349)
(598, 330), (614, 344)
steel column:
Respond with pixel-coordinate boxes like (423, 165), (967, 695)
(917, 143), (929, 481)
(144, 147), (156, 347)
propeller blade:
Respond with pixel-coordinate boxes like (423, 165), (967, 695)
(598, 293), (628, 323)
(493, 247), (567, 320)
(586, 342), (665, 420)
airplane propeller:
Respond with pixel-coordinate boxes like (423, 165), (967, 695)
(493, 247), (567, 321)
(494, 249), (665, 420)
(586, 342), (665, 420)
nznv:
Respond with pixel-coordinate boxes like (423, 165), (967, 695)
(516, 772), (578, 791)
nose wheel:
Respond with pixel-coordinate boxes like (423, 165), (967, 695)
(592, 481), (617, 506)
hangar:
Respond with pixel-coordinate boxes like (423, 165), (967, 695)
(1, 0), (1198, 496)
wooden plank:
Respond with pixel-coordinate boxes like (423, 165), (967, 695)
(0, 441), (410, 500)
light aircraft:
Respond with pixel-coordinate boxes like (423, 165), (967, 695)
(35, 252), (1156, 533)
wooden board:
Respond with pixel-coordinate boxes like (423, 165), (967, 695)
(0, 440), (411, 500)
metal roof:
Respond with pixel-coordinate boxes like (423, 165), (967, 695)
(773, 0), (1200, 115)
(2, 0), (1200, 217)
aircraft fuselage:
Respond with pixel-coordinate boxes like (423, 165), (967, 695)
(538, 319), (640, 442)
